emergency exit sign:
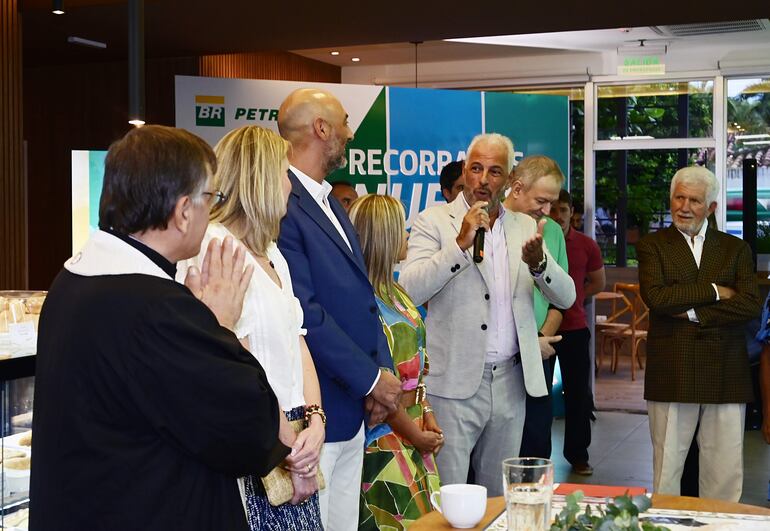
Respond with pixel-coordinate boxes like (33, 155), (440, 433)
(618, 55), (666, 75)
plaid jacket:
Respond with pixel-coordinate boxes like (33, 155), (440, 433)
(637, 225), (760, 403)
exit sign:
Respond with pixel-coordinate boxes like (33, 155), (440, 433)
(618, 55), (665, 75)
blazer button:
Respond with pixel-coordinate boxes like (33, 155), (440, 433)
(545, 276), (551, 284)
(371, 350), (378, 357)
(481, 324), (487, 330)
(370, 306), (377, 314)
(484, 294), (490, 300)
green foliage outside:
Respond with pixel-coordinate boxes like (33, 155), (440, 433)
(570, 83), (714, 265)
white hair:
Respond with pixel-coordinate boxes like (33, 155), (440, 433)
(465, 133), (515, 174)
(670, 166), (719, 205)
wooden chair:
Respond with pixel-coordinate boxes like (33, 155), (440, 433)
(595, 284), (633, 374)
(602, 283), (648, 381)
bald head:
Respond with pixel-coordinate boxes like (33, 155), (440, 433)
(278, 88), (353, 179)
(278, 89), (343, 145)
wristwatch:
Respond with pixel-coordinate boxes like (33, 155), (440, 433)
(529, 254), (547, 275)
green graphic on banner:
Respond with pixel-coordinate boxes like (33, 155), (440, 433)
(328, 87), (387, 194)
(484, 92), (569, 177)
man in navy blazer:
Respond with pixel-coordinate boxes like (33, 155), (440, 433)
(277, 88), (402, 531)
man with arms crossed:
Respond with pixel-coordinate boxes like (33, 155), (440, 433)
(504, 155), (568, 459)
(277, 88), (401, 530)
(637, 166), (760, 501)
(400, 134), (575, 495)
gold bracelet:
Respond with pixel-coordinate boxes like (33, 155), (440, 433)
(304, 404), (327, 425)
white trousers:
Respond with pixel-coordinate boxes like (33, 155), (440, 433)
(647, 401), (745, 502)
(318, 422), (365, 531)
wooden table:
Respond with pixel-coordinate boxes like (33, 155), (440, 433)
(411, 494), (770, 530)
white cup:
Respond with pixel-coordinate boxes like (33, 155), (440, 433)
(430, 483), (487, 528)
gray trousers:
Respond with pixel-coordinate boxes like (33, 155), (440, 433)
(429, 357), (526, 497)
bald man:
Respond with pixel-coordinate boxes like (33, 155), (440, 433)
(276, 89), (401, 530)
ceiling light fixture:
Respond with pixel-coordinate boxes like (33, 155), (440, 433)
(330, 51), (340, 56)
(351, 57), (360, 62)
(736, 133), (770, 140)
(67, 36), (107, 49)
(52, 0), (65, 14)
(410, 41), (423, 88)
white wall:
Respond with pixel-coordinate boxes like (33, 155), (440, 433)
(341, 40), (770, 87)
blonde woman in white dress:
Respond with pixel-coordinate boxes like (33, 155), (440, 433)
(179, 126), (325, 530)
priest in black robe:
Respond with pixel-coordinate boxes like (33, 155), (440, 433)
(30, 125), (290, 531)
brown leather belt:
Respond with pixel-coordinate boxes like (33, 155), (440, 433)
(399, 383), (427, 408)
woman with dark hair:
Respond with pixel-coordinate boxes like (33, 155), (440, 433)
(349, 194), (442, 530)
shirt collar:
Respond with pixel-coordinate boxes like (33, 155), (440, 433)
(104, 228), (177, 279)
(291, 165), (332, 203)
(676, 218), (708, 243)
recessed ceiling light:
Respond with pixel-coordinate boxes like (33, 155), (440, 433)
(351, 57), (360, 62)
(330, 51), (340, 56)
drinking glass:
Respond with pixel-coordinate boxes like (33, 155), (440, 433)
(502, 457), (553, 531)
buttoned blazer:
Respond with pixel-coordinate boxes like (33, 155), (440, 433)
(399, 196), (576, 399)
(637, 225), (761, 403)
(277, 171), (391, 442)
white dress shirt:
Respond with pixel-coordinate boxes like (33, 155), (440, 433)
(459, 196), (519, 363)
(676, 221), (720, 322)
(291, 165), (352, 251)
(178, 223), (307, 409)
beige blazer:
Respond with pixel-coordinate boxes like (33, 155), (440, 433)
(400, 196), (575, 399)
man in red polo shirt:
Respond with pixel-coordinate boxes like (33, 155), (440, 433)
(550, 189), (605, 475)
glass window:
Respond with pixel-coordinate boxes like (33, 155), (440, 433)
(725, 78), (770, 252)
(593, 148), (715, 266)
(596, 81), (713, 140)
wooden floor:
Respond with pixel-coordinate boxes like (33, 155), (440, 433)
(594, 347), (647, 413)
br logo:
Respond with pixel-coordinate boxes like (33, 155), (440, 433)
(195, 95), (225, 127)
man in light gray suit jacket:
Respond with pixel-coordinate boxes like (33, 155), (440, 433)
(400, 134), (575, 495)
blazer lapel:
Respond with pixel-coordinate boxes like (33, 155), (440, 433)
(448, 197), (493, 290)
(503, 210), (523, 291)
(697, 227), (722, 282)
(329, 193), (368, 273)
(663, 225), (699, 277)
(289, 172), (367, 276)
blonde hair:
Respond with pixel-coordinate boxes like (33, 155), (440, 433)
(348, 194), (405, 303)
(210, 126), (290, 256)
(513, 155), (565, 189)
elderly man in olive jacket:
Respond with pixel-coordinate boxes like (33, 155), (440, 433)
(637, 166), (760, 502)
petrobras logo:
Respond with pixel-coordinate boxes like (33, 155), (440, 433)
(195, 95), (225, 127)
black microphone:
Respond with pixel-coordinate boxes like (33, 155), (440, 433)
(472, 202), (493, 263)
(472, 227), (485, 263)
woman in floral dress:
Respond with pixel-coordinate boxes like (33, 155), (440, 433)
(349, 194), (443, 530)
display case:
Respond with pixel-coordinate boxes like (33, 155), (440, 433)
(0, 291), (43, 531)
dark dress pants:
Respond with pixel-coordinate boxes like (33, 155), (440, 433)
(550, 328), (592, 465)
(519, 359), (554, 458)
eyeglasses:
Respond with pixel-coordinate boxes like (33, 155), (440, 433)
(201, 190), (227, 208)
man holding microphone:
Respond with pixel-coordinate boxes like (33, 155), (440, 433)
(400, 133), (575, 495)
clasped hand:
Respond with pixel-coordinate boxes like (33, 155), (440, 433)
(184, 236), (254, 331)
(366, 369), (403, 426)
(521, 218), (547, 269)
